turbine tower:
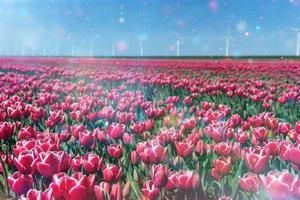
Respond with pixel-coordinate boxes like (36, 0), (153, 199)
(43, 45), (47, 56)
(139, 40), (144, 57)
(56, 45), (60, 57)
(89, 43), (93, 57)
(175, 33), (183, 57)
(112, 41), (115, 57)
(71, 45), (74, 57)
(225, 28), (233, 57)
(290, 28), (300, 56)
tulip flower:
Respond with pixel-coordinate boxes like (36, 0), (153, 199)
(235, 131), (248, 144)
(214, 141), (232, 156)
(278, 122), (292, 135)
(36, 152), (60, 178)
(107, 123), (125, 139)
(151, 165), (169, 188)
(110, 182), (123, 200)
(177, 171), (197, 191)
(253, 127), (267, 141)
(19, 188), (53, 200)
(7, 106), (20, 119)
(103, 164), (122, 183)
(262, 170), (294, 200)
(211, 157), (231, 180)
(136, 140), (167, 164)
(175, 139), (194, 158)
(79, 130), (96, 148)
(50, 172), (90, 200)
(283, 143), (300, 165)
(82, 153), (103, 174)
(18, 126), (36, 140)
(239, 173), (260, 192)
(8, 172), (33, 195)
(295, 121), (300, 134)
(0, 122), (14, 140)
(94, 182), (110, 200)
(142, 180), (160, 200)
(108, 144), (123, 159)
(71, 155), (82, 172)
(243, 147), (269, 173)
(14, 150), (35, 175)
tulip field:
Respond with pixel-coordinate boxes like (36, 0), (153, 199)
(0, 57), (300, 200)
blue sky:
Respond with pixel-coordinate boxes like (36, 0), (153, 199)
(0, 0), (300, 56)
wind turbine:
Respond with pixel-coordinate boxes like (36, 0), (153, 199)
(289, 28), (300, 56)
(225, 27), (234, 57)
(42, 45), (47, 56)
(89, 42), (93, 57)
(56, 45), (60, 57)
(112, 40), (115, 57)
(139, 40), (144, 57)
(175, 33), (184, 57)
(71, 45), (75, 57)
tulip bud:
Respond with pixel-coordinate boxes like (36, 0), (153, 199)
(133, 169), (139, 182)
(110, 182), (123, 200)
(122, 181), (131, 199)
(130, 151), (139, 165)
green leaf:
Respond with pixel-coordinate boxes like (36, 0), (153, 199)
(131, 181), (142, 199)
(232, 159), (244, 198)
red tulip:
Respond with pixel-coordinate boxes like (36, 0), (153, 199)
(243, 147), (269, 173)
(0, 122), (14, 140)
(7, 106), (20, 119)
(151, 165), (169, 188)
(195, 140), (206, 156)
(130, 122), (145, 134)
(262, 170), (293, 200)
(122, 133), (133, 144)
(265, 117), (278, 131)
(130, 150), (139, 165)
(36, 152), (60, 178)
(30, 107), (46, 121)
(50, 172), (89, 200)
(175, 139), (194, 158)
(142, 180), (160, 200)
(20, 188), (53, 200)
(59, 129), (71, 142)
(79, 130), (95, 148)
(70, 124), (86, 139)
(214, 141), (232, 156)
(103, 164), (122, 183)
(283, 143), (300, 165)
(8, 172), (33, 195)
(211, 157), (231, 180)
(253, 127), (267, 141)
(18, 126), (36, 140)
(14, 150), (35, 175)
(291, 177), (300, 199)
(219, 196), (232, 200)
(108, 144), (123, 159)
(136, 140), (167, 164)
(239, 173), (260, 192)
(71, 155), (82, 172)
(278, 122), (291, 135)
(177, 171), (197, 191)
(265, 139), (280, 156)
(107, 123), (125, 139)
(295, 121), (300, 134)
(94, 182), (110, 200)
(235, 131), (248, 144)
(82, 153), (103, 174)
(165, 172), (180, 190)
(110, 182), (123, 200)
